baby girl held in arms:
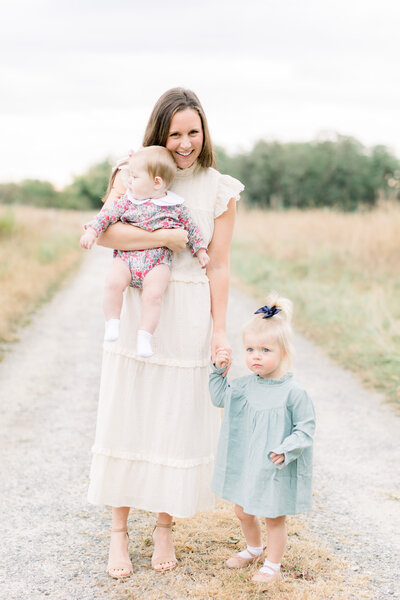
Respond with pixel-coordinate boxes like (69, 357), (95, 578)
(80, 146), (209, 357)
(209, 293), (315, 585)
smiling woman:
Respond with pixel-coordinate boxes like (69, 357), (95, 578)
(87, 87), (244, 579)
(143, 88), (215, 169)
(165, 110), (204, 169)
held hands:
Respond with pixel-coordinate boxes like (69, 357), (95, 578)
(215, 348), (231, 370)
(196, 248), (210, 268)
(270, 452), (285, 465)
(80, 228), (97, 250)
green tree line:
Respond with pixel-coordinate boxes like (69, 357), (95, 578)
(1, 137), (399, 211)
(216, 136), (400, 210)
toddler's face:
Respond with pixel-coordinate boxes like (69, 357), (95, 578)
(244, 332), (285, 380)
(127, 160), (158, 200)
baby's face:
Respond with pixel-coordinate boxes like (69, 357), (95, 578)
(127, 159), (157, 200)
(243, 332), (285, 379)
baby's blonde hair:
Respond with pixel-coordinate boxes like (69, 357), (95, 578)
(129, 145), (177, 187)
(242, 291), (295, 368)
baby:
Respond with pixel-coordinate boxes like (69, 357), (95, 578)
(80, 146), (209, 357)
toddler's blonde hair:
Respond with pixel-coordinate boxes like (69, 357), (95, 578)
(242, 291), (295, 368)
(129, 145), (177, 187)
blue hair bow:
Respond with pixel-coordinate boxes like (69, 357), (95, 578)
(255, 305), (281, 319)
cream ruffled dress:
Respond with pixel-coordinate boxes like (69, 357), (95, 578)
(87, 162), (244, 518)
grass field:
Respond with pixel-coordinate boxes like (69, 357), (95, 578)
(0, 205), (86, 353)
(231, 202), (400, 408)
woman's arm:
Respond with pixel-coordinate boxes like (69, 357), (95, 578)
(97, 170), (188, 252)
(206, 198), (236, 364)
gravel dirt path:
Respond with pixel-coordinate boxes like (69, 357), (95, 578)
(1, 248), (399, 600)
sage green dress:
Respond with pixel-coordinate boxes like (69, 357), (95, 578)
(209, 363), (315, 518)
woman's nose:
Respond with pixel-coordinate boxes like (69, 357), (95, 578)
(179, 137), (191, 149)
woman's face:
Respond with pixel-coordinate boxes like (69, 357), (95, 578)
(166, 108), (204, 169)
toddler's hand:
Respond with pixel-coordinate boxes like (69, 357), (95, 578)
(80, 229), (97, 250)
(270, 452), (285, 465)
(215, 348), (231, 370)
(196, 248), (210, 268)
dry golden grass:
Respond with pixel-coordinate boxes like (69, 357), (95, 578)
(0, 205), (86, 346)
(231, 202), (400, 406)
(101, 502), (370, 600)
(235, 202), (400, 275)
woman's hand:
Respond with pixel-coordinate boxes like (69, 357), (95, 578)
(162, 228), (188, 252)
(211, 330), (232, 376)
(215, 348), (231, 370)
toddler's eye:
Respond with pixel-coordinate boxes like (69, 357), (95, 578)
(262, 348), (270, 353)
(246, 347), (254, 353)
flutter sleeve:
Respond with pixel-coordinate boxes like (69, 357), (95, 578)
(214, 173), (244, 219)
(269, 388), (316, 469)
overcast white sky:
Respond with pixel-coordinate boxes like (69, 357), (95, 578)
(1, 0), (400, 186)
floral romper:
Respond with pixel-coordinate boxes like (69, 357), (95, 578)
(84, 190), (206, 289)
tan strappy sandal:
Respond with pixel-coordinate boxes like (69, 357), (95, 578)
(151, 521), (177, 572)
(107, 527), (133, 579)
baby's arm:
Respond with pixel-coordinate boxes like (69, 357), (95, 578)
(269, 389), (315, 469)
(178, 205), (209, 266)
(80, 197), (130, 250)
(209, 360), (230, 407)
(98, 171), (188, 251)
(80, 227), (98, 249)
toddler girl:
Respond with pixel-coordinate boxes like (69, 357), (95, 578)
(209, 292), (315, 585)
(80, 145), (209, 357)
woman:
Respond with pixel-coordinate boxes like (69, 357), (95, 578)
(88, 88), (244, 578)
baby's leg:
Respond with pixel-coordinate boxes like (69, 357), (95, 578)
(103, 258), (131, 341)
(226, 504), (264, 568)
(234, 504), (263, 547)
(136, 264), (170, 358)
(140, 264), (171, 333)
(251, 516), (286, 584)
(264, 516), (286, 564)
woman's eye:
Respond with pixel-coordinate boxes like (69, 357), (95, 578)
(190, 130), (199, 135)
(169, 132), (179, 137)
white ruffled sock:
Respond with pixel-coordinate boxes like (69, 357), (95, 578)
(260, 558), (281, 574)
(238, 545), (264, 559)
(104, 319), (120, 342)
(137, 329), (153, 358)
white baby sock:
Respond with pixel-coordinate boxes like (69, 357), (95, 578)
(260, 558), (281, 574)
(104, 319), (120, 342)
(238, 545), (264, 559)
(137, 329), (153, 358)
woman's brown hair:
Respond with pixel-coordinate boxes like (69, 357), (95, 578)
(143, 88), (216, 169)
